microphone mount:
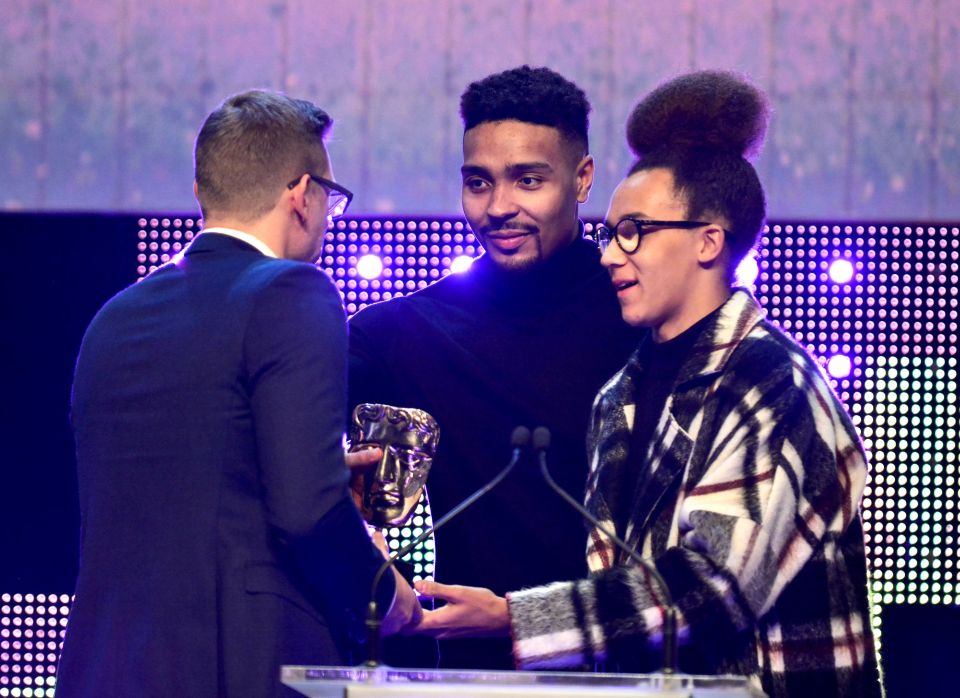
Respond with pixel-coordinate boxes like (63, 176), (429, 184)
(532, 426), (679, 674)
(364, 425), (532, 667)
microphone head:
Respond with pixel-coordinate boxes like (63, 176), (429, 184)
(532, 426), (551, 451)
(510, 426), (531, 448)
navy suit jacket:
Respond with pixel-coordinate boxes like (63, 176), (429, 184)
(56, 233), (394, 697)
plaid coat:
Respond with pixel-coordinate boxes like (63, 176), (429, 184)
(507, 290), (883, 697)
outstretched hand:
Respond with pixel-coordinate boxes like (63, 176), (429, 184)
(410, 580), (510, 639)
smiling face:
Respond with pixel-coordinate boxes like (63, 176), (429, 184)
(461, 120), (593, 271)
(601, 167), (731, 341)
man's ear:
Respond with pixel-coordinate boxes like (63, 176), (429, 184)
(697, 224), (728, 265)
(575, 155), (595, 204)
(287, 173), (310, 221)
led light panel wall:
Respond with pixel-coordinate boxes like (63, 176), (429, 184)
(3, 216), (954, 694)
(0, 594), (70, 698)
(128, 217), (960, 616)
(755, 223), (958, 648)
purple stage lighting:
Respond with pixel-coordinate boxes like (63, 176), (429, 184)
(829, 258), (855, 284)
(827, 354), (852, 379)
(450, 255), (474, 273)
(356, 254), (383, 280)
(735, 252), (759, 287)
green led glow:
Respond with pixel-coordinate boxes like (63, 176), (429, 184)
(857, 353), (959, 610)
(381, 493), (436, 582)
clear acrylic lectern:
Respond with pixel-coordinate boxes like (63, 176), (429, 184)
(281, 665), (764, 697)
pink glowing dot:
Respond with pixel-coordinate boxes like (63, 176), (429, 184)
(356, 254), (383, 280)
(827, 354), (852, 378)
(829, 258), (854, 283)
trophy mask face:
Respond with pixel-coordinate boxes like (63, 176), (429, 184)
(350, 404), (440, 527)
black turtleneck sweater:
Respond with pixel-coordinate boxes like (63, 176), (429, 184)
(348, 237), (642, 669)
(613, 306), (724, 535)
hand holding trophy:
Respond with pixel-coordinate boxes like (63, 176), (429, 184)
(348, 403), (440, 529)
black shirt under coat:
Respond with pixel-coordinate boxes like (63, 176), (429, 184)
(613, 307), (721, 536)
(348, 236), (642, 669)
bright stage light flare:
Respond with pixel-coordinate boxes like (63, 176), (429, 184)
(829, 258), (855, 284)
(827, 354), (852, 378)
(735, 252), (759, 287)
(356, 254), (383, 280)
(450, 255), (474, 273)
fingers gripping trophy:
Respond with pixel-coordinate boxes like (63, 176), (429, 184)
(349, 404), (440, 534)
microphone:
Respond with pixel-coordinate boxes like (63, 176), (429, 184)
(532, 426), (679, 674)
(363, 425), (532, 667)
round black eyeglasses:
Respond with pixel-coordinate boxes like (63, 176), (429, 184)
(592, 218), (732, 254)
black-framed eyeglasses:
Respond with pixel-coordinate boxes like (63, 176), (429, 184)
(287, 173), (353, 219)
(591, 218), (731, 254)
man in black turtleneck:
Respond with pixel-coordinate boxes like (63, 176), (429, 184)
(347, 66), (640, 670)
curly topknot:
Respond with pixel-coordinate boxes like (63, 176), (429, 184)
(626, 70), (769, 162)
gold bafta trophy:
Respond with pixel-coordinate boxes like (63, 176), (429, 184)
(348, 403), (440, 528)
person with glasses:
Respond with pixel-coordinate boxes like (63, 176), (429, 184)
(347, 66), (641, 670)
(286, 172), (354, 222)
(57, 90), (420, 698)
(413, 71), (882, 697)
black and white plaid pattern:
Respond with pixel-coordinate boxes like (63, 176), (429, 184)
(507, 290), (883, 697)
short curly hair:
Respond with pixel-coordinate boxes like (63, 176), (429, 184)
(626, 70), (770, 275)
(460, 65), (590, 157)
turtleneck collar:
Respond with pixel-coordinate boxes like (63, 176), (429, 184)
(466, 227), (608, 312)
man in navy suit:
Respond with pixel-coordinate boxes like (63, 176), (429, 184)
(56, 90), (420, 697)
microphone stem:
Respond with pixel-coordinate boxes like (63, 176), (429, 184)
(364, 601), (381, 667)
(539, 455), (679, 674)
(364, 447), (524, 667)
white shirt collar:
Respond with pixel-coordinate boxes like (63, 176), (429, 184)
(200, 227), (279, 258)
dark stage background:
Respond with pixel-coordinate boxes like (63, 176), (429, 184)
(1, 211), (958, 698)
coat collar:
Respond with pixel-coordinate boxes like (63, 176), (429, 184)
(679, 287), (766, 384)
(468, 225), (607, 312)
(614, 288), (766, 397)
(586, 289), (766, 549)
(183, 231), (269, 257)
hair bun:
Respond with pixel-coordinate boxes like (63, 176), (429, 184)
(626, 70), (769, 162)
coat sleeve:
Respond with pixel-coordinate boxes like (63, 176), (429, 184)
(507, 341), (869, 670)
(244, 263), (395, 641)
